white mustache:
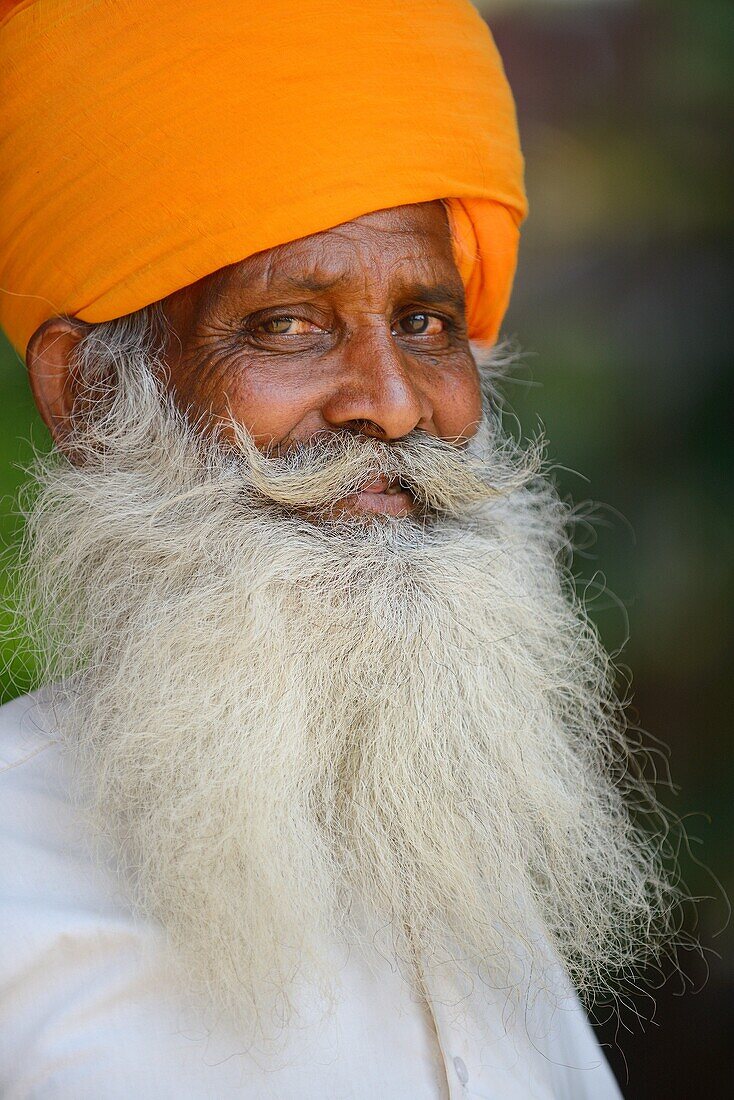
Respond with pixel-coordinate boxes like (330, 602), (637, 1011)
(222, 419), (539, 518)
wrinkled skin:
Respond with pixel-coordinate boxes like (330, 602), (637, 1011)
(26, 202), (482, 517)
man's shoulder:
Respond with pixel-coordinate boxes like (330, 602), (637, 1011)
(0, 687), (58, 772)
(0, 686), (117, 926)
(0, 687), (90, 898)
(0, 688), (68, 841)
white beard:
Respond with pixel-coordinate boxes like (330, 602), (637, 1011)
(15, 316), (674, 1034)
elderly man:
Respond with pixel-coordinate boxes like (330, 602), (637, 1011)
(0, 1), (674, 1097)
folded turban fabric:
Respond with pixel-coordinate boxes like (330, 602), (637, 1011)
(0, 0), (527, 357)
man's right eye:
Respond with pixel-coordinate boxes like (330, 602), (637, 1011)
(258, 316), (320, 336)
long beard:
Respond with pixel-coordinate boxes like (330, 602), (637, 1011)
(14, 330), (675, 1033)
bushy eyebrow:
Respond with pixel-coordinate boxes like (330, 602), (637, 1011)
(275, 275), (466, 314)
(399, 282), (466, 314)
(277, 273), (347, 294)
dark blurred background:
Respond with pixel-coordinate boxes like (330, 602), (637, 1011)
(0, 0), (731, 1095)
(488, 0), (733, 1094)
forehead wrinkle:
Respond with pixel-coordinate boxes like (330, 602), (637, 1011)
(214, 207), (460, 307)
(254, 234), (356, 295)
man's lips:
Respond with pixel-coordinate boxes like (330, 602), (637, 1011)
(340, 475), (415, 517)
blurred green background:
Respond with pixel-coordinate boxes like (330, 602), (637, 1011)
(0, 0), (731, 1095)
(491, 0), (733, 1094)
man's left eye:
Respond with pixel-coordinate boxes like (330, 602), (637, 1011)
(396, 313), (445, 336)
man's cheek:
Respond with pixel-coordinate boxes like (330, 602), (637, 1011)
(225, 393), (325, 452)
(433, 378), (482, 439)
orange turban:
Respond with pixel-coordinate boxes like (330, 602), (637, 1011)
(0, 0), (527, 358)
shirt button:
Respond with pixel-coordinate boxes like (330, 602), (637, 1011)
(453, 1055), (469, 1086)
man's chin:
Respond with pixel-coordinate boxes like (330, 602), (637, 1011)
(332, 487), (416, 519)
(294, 489), (422, 528)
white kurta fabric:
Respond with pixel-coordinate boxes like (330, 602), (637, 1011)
(0, 691), (622, 1099)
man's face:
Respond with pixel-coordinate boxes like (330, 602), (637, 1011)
(18, 200), (670, 1030)
(160, 203), (482, 518)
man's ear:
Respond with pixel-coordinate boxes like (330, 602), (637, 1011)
(25, 317), (90, 448)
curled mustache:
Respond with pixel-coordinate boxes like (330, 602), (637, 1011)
(221, 418), (540, 518)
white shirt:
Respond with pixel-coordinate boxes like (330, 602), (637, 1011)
(0, 691), (622, 1099)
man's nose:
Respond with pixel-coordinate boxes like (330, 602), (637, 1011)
(320, 329), (434, 440)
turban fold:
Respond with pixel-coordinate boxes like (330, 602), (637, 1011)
(0, 0), (527, 357)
